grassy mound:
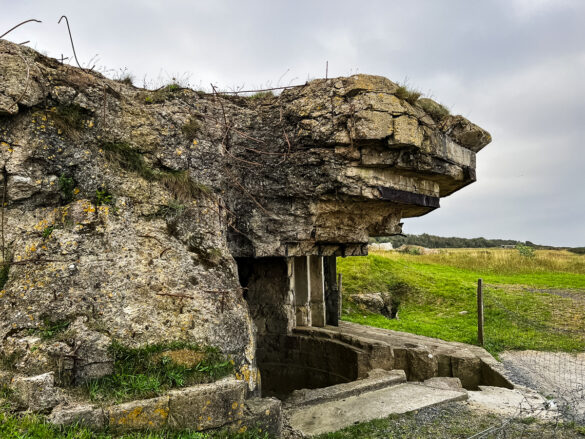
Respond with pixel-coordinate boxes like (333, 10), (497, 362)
(339, 249), (585, 355)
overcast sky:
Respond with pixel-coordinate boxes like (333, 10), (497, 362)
(2, 0), (584, 246)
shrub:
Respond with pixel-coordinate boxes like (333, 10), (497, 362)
(568, 247), (585, 255)
(516, 243), (535, 258)
(95, 187), (113, 206)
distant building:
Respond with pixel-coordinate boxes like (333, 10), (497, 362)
(369, 242), (394, 251)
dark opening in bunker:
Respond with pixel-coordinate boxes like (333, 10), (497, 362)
(236, 256), (345, 397)
(236, 256), (513, 399)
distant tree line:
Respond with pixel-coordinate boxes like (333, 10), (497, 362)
(371, 233), (584, 253)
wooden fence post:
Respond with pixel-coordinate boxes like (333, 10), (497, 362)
(477, 278), (484, 346)
(337, 273), (343, 318)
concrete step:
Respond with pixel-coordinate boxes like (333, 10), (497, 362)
(285, 369), (407, 407)
(286, 381), (468, 437)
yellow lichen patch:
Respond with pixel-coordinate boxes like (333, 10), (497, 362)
(154, 407), (169, 418)
(33, 219), (50, 231)
(98, 205), (110, 216)
(234, 364), (256, 385)
(231, 402), (238, 410)
(82, 201), (96, 214)
(109, 398), (169, 430)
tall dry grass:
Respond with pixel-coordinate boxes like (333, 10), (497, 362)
(371, 248), (585, 275)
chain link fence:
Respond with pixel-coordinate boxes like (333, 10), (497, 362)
(463, 284), (585, 437)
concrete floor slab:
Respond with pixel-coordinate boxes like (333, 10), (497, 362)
(287, 382), (467, 436)
(467, 385), (560, 420)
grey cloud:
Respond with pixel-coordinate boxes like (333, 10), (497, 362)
(2, 0), (583, 245)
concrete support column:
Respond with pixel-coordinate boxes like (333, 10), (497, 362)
(294, 256), (311, 326)
(308, 256), (326, 327)
(324, 256), (340, 326)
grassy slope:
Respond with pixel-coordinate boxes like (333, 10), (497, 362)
(338, 249), (585, 355)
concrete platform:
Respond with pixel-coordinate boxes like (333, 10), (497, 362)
(285, 369), (406, 407)
(286, 382), (467, 436)
(289, 321), (514, 390)
(467, 385), (560, 420)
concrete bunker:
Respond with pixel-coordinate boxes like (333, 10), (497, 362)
(0, 40), (510, 433)
(236, 256), (513, 398)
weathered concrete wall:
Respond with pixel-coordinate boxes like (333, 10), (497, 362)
(0, 37), (490, 418)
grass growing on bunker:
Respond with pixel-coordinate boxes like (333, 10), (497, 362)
(246, 91), (275, 100)
(51, 103), (89, 136)
(338, 248), (585, 355)
(100, 141), (211, 201)
(395, 84), (421, 105)
(28, 319), (71, 340)
(86, 341), (233, 403)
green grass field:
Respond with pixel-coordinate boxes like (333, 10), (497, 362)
(339, 248), (585, 355)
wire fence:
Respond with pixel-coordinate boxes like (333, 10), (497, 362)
(462, 283), (585, 437)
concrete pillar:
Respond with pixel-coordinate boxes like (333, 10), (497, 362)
(324, 256), (339, 326)
(293, 256), (311, 326)
(308, 256), (326, 327)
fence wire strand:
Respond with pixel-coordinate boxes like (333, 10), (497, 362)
(463, 286), (585, 438)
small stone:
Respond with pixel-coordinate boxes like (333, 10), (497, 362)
(49, 404), (106, 429)
(168, 377), (246, 430)
(10, 372), (63, 412)
(392, 115), (423, 147)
